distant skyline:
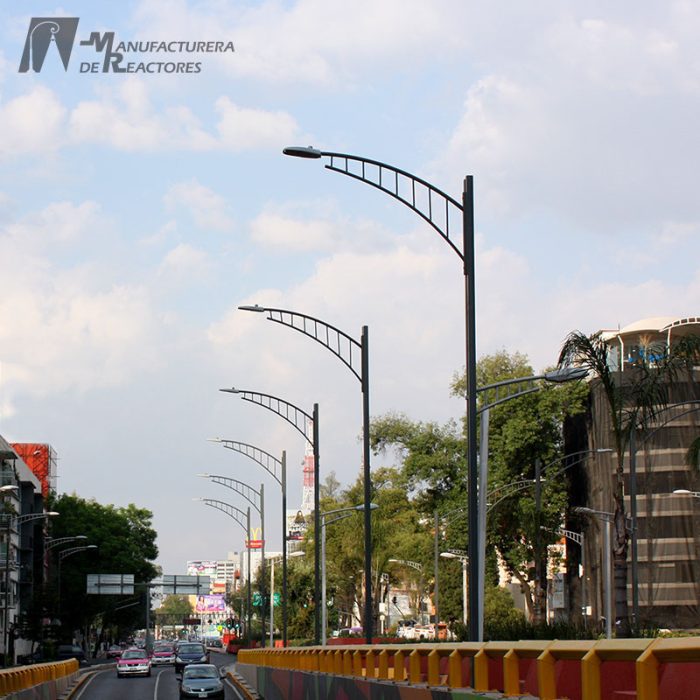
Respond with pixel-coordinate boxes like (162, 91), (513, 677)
(1, 1), (699, 572)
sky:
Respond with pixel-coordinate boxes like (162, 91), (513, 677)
(1, 1), (699, 574)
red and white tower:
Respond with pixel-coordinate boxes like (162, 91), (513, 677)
(300, 439), (315, 514)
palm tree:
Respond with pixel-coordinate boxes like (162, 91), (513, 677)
(558, 331), (699, 635)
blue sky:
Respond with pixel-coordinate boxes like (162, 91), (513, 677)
(1, 1), (699, 573)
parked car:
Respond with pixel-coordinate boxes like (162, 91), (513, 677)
(56, 645), (85, 663)
(179, 664), (225, 699)
(174, 642), (209, 674)
(116, 648), (151, 678)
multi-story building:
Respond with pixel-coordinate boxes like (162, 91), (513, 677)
(564, 316), (700, 629)
(0, 436), (46, 665)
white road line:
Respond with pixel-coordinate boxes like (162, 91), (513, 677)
(73, 669), (105, 699)
(153, 667), (164, 700)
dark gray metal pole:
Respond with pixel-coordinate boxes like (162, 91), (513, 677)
(313, 403), (321, 645)
(535, 459), (543, 623)
(463, 176), (479, 641)
(629, 427), (639, 629)
(281, 451), (288, 647)
(361, 326), (373, 644)
(246, 507), (252, 647)
(3, 522), (10, 667)
(434, 510), (439, 629)
(260, 483), (265, 648)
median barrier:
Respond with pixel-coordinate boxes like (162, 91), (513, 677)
(0, 659), (79, 698)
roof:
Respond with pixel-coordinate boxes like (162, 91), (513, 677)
(601, 316), (700, 341)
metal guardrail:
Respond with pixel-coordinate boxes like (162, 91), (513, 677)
(0, 658), (78, 695)
(239, 637), (700, 699)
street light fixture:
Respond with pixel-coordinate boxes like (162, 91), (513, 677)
(197, 474), (267, 647)
(439, 550), (468, 626)
(673, 489), (700, 497)
(321, 503), (378, 645)
(239, 303), (374, 643)
(206, 439), (290, 644)
(283, 145), (479, 640)
(218, 386), (321, 645)
(2, 510), (58, 665)
(195, 498), (252, 646)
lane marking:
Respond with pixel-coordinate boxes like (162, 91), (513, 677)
(73, 668), (106, 699)
(153, 667), (165, 700)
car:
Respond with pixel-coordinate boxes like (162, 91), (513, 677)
(106, 644), (123, 659)
(56, 645), (85, 662)
(179, 664), (225, 699)
(116, 648), (151, 677)
(174, 642), (209, 674)
(151, 642), (175, 666)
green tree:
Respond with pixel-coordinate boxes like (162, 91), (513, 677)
(47, 493), (159, 644)
(558, 331), (700, 634)
(155, 595), (192, 625)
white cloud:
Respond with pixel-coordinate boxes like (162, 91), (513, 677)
(215, 98), (304, 151)
(69, 79), (216, 151)
(164, 180), (234, 232)
(5, 200), (102, 246)
(0, 86), (66, 159)
(158, 242), (213, 280)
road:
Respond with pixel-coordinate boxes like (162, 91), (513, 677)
(73, 650), (246, 700)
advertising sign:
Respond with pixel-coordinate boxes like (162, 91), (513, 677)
(194, 594), (226, 613)
(187, 560), (218, 577)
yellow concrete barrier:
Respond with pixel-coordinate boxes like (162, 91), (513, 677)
(637, 637), (700, 700)
(537, 639), (596, 700)
(581, 638), (652, 700)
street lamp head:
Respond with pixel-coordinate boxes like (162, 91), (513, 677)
(75, 535), (88, 540)
(219, 387), (240, 394)
(596, 448), (613, 454)
(440, 552), (458, 559)
(673, 489), (692, 495)
(86, 545), (98, 550)
(544, 366), (589, 383)
(354, 503), (379, 512)
(238, 304), (267, 313)
(289, 551), (305, 558)
(192, 497), (206, 502)
(47, 512), (59, 517)
(207, 437), (223, 443)
(196, 473), (211, 478)
(283, 146), (323, 159)
(0, 485), (18, 493)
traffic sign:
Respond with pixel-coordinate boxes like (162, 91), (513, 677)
(86, 574), (134, 595)
(273, 592), (281, 606)
(252, 592), (262, 607)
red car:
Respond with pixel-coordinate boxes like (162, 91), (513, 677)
(116, 648), (151, 677)
(150, 642), (175, 666)
(106, 645), (123, 659)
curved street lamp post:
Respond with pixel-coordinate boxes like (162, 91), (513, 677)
(208, 438), (290, 645)
(219, 388), (320, 644)
(197, 476), (266, 647)
(195, 499), (252, 646)
(239, 304), (374, 643)
(321, 504), (377, 646)
(283, 145), (478, 638)
(2, 509), (59, 666)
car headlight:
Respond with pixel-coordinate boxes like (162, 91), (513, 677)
(175, 656), (183, 663)
(200, 655), (207, 662)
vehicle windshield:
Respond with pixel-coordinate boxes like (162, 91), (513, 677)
(121, 650), (147, 659)
(178, 644), (205, 654)
(184, 666), (217, 679)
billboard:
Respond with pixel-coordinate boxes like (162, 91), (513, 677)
(194, 594), (226, 613)
(187, 560), (217, 577)
(287, 510), (308, 541)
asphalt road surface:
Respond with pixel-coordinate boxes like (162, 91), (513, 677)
(73, 650), (246, 700)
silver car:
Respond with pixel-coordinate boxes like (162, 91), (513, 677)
(179, 664), (225, 698)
